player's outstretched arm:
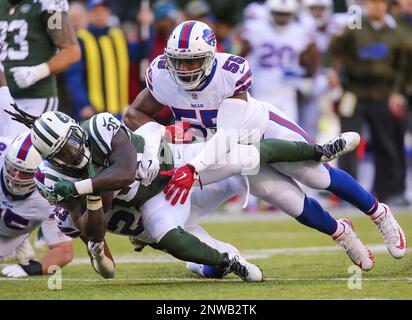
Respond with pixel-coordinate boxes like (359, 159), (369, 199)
(124, 88), (164, 131)
(39, 241), (73, 274)
(62, 197), (106, 243)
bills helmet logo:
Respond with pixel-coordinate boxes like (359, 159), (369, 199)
(202, 29), (216, 47)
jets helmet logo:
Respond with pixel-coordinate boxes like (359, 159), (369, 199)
(55, 112), (70, 123)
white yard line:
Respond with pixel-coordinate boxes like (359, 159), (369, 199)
(0, 277), (411, 282)
(1, 244), (409, 267)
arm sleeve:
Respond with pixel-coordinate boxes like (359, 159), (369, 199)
(133, 121), (166, 158)
(189, 98), (247, 172)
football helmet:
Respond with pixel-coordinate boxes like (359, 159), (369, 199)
(164, 20), (217, 90)
(3, 131), (42, 196)
(266, 0), (299, 13)
(30, 111), (91, 170)
(303, 0), (333, 27)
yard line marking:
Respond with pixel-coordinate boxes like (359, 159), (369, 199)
(1, 244), (409, 267)
(0, 277), (411, 282)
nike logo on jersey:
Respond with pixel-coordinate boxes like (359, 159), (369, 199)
(175, 173), (188, 181)
(147, 160), (152, 168)
(239, 65), (246, 74)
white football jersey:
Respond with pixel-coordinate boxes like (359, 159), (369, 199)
(0, 136), (69, 245)
(146, 52), (269, 140)
(241, 19), (314, 120)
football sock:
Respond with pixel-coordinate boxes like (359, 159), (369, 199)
(259, 139), (321, 164)
(331, 220), (346, 240)
(326, 167), (378, 215)
(296, 196), (338, 235)
(158, 227), (224, 266)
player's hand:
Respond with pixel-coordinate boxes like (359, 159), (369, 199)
(159, 163), (199, 205)
(164, 122), (195, 144)
(53, 179), (78, 200)
(137, 154), (160, 186)
(1, 264), (29, 278)
(88, 241), (105, 261)
(10, 63), (50, 89)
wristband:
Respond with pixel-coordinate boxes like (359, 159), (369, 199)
(19, 259), (43, 276)
(86, 195), (103, 211)
(33, 63), (51, 82)
(74, 178), (93, 195)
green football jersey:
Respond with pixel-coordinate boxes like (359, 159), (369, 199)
(0, 0), (68, 98)
(80, 113), (174, 208)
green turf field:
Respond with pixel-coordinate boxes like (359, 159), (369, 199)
(1, 211), (411, 300)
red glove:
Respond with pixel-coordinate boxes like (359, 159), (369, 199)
(164, 122), (194, 144)
(159, 164), (200, 205)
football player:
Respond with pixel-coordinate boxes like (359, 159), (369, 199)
(29, 115), (359, 279)
(0, 0), (81, 138)
(239, 0), (320, 122)
(6, 105), (359, 279)
(7, 109), (265, 281)
(0, 131), (73, 278)
(124, 20), (407, 271)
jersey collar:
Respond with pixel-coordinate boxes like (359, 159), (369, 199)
(0, 169), (34, 201)
(189, 59), (217, 92)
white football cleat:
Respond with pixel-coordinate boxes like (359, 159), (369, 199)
(4, 238), (35, 261)
(371, 204), (407, 259)
(319, 132), (361, 162)
(334, 218), (374, 271)
(223, 252), (263, 282)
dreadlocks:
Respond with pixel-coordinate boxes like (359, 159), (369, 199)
(4, 103), (38, 129)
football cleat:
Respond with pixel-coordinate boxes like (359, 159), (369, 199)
(372, 204), (407, 259)
(186, 262), (226, 278)
(319, 132), (360, 162)
(221, 252), (263, 282)
(334, 218), (374, 271)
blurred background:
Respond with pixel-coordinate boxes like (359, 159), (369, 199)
(59, 0), (412, 212)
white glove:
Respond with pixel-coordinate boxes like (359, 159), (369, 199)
(1, 264), (29, 278)
(137, 154), (160, 187)
(87, 241), (105, 261)
(10, 63), (50, 89)
(87, 241), (116, 279)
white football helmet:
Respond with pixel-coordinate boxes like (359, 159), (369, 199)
(165, 20), (217, 90)
(3, 131), (42, 196)
(266, 0), (299, 13)
(30, 111), (91, 170)
(303, 0), (333, 27)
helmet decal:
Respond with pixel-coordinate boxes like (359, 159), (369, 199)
(16, 134), (32, 161)
(178, 21), (196, 49)
(34, 168), (45, 184)
(55, 112), (70, 123)
(202, 29), (216, 46)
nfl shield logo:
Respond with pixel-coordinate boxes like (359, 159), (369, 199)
(192, 94), (198, 100)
